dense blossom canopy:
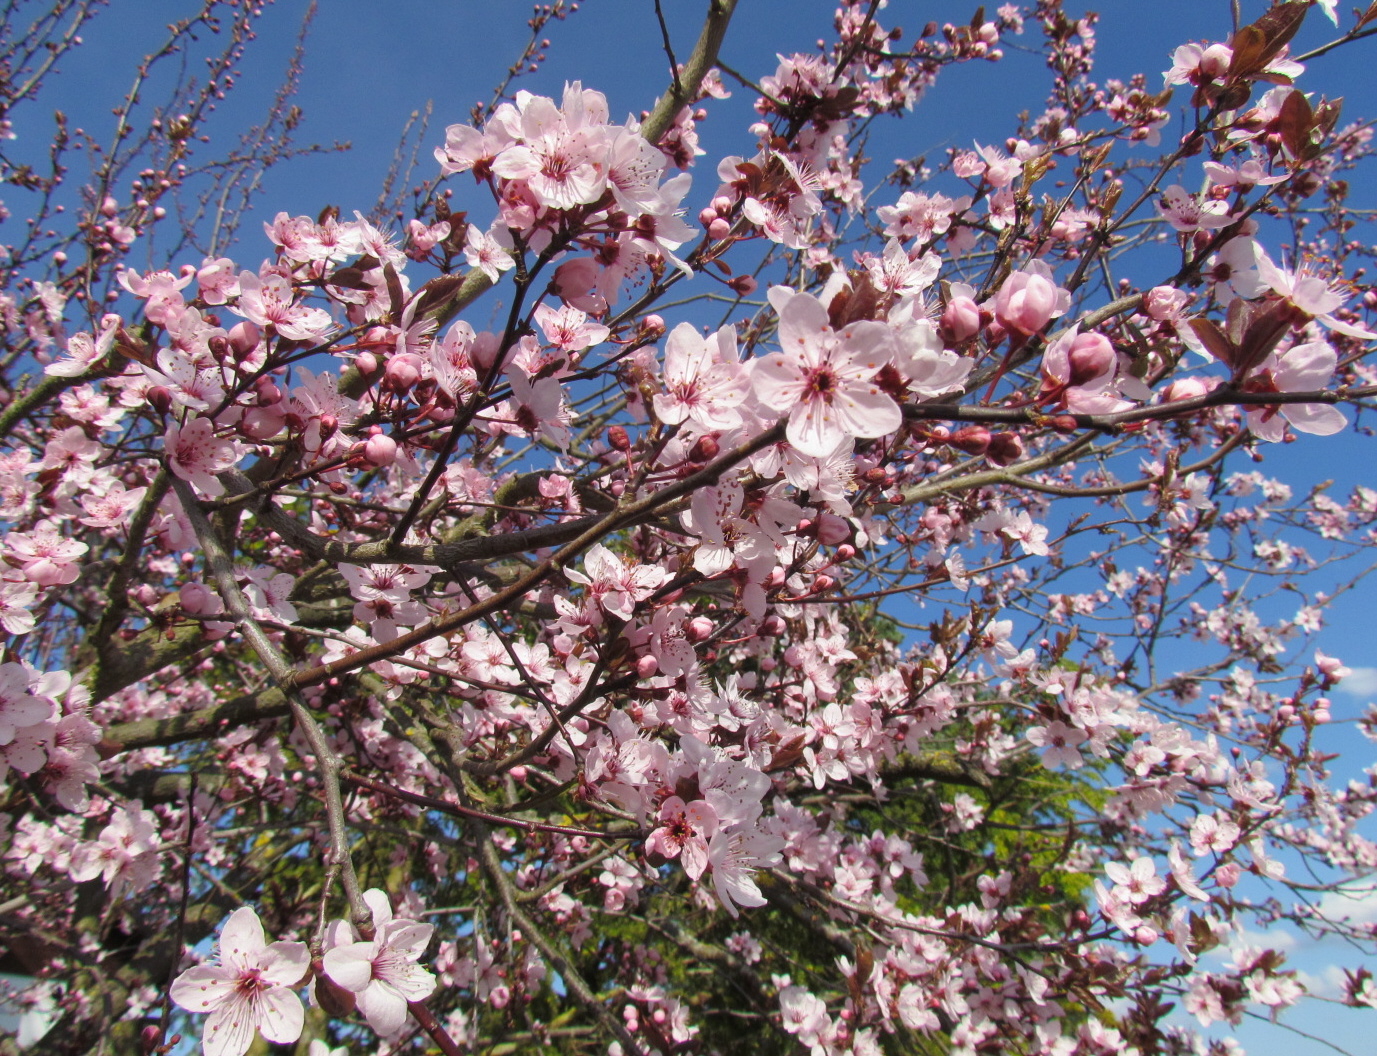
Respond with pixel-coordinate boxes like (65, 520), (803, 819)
(1, 2), (1376, 1056)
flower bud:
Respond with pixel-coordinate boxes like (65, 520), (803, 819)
(354, 351), (380, 378)
(240, 405), (285, 440)
(641, 314), (666, 337)
(815, 511), (851, 546)
(228, 321), (260, 358)
(708, 217), (732, 240)
(180, 581), (218, 614)
(686, 615), (715, 642)
(636, 655), (659, 679)
(363, 433), (398, 467)
(553, 257), (608, 314)
(994, 263), (1066, 336)
(689, 435), (720, 462)
(729, 275), (757, 296)
(146, 386), (173, 415)
(986, 432), (1025, 466)
(608, 425), (631, 451)
(1065, 332), (1115, 386)
(384, 353), (423, 393)
(948, 425), (990, 455)
(313, 962), (358, 1017)
(941, 294), (982, 343)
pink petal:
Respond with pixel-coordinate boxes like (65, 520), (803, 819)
(202, 999), (257, 1056)
(378, 921), (434, 958)
(169, 965), (238, 1013)
(218, 908), (267, 971)
(322, 942), (377, 992)
(256, 986), (305, 1044)
(357, 983), (411, 1036)
(259, 940), (310, 987)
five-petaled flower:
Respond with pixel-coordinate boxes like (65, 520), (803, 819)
(321, 888), (437, 1037)
(170, 906), (309, 1056)
(752, 288), (901, 457)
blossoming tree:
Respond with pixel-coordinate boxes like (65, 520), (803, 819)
(2, 1), (1377, 1054)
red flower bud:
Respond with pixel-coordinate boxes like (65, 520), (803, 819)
(147, 386), (173, 415)
(986, 432), (1025, 466)
(949, 425), (991, 455)
(689, 435), (719, 462)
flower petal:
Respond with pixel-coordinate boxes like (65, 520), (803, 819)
(218, 907), (266, 971)
(169, 965), (238, 1013)
(323, 942), (378, 992)
(256, 986), (305, 1044)
(202, 999), (257, 1056)
(357, 983), (411, 1036)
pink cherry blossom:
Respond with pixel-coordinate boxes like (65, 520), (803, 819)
(170, 907), (309, 1056)
(653, 322), (748, 431)
(164, 417), (241, 496)
(322, 889), (437, 1037)
(752, 289), (901, 456)
(1241, 340), (1348, 442)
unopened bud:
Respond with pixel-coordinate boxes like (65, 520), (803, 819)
(363, 433), (398, 467)
(986, 432), (1025, 466)
(608, 425), (631, 451)
(686, 615), (715, 642)
(313, 962), (357, 1016)
(814, 511), (851, 546)
(240, 405), (285, 440)
(147, 386), (173, 415)
(941, 295), (981, 343)
(948, 424), (990, 455)
(354, 351), (380, 378)
(384, 353), (423, 393)
(1065, 332), (1115, 386)
(729, 275), (757, 296)
(636, 655), (659, 679)
(228, 321), (260, 358)
(641, 314), (666, 337)
(689, 435), (719, 462)
(1049, 414), (1079, 434)
(708, 217), (732, 240)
